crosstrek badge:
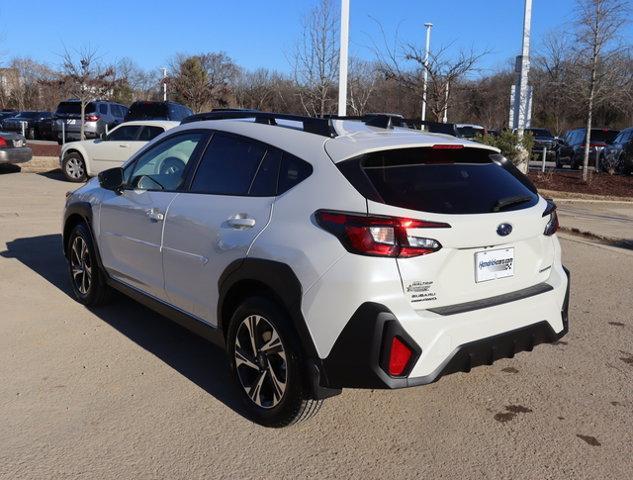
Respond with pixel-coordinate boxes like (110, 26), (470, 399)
(406, 281), (437, 303)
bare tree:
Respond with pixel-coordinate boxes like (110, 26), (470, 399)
(290, 0), (339, 116)
(372, 22), (489, 123)
(347, 58), (379, 116)
(572, 0), (630, 181)
(58, 46), (116, 140)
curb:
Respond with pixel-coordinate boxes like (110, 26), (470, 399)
(539, 189), (633, 203)
(559, 226), (633, 251)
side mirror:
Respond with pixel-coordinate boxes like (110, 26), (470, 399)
(100, 131), (108, 141)
(98, 167), (124, 192)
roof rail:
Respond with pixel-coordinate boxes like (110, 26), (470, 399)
(324, 113), (406, 130)
(181, 110), (337, 137)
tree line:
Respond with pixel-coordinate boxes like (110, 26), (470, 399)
(0, 0), (630, 137)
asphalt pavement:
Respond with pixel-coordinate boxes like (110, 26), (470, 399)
(1, 171), (631, 480)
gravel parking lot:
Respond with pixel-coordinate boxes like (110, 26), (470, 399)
(1, 171), (632, 480)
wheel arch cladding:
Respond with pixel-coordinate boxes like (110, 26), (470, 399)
(217, 259), (316, 353)
(62, 202), (103, 271)
(218, 258), (341, 400)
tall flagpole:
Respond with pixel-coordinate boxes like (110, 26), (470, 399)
(338, 0), (350, 116)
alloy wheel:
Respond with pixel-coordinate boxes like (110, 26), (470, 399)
(65, 157), (85, 180)
(70, 236), (92, 295)
(234, 315), (287, 409)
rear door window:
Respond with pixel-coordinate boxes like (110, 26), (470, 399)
(139, 126), (165, 141)
(340, 147), (539, 215)
(190, 133), (267, 195)
(107, 125), (142, 141)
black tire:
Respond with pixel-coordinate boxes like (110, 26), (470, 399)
(555, 154), (562, 169)
(66, 223), (111, 307)
(226, 297), (323, 427)
(62, 152), (87, 182)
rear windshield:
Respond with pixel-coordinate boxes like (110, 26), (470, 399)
(455, 126), (484, 139)
(126, 102), (169, 120)
(528, 128), (553, 138)
(590, 129), (619, 144)
(56, 102), (96, 115)
(339, 147), (539, 215)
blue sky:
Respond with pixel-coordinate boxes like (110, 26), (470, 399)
(1, 0), (631, 74)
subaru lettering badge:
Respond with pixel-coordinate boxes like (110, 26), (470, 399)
(497, 223), (513, 237)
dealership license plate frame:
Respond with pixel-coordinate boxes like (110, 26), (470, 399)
(475, 247), (515, 283)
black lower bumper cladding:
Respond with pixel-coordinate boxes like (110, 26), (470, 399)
(321, 267), (570, 390)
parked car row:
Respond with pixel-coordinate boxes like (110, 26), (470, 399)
(0, 100), (192, 143)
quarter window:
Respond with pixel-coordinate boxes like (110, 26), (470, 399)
(139, 126), (165, 141)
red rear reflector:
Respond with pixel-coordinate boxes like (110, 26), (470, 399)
(0, 137), (7, 148)
(432, 144), (464, 149)
(388, 337), (413, 376)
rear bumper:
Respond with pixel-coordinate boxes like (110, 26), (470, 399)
(320, 266), (570, 390)
(0, 146), (33, 164)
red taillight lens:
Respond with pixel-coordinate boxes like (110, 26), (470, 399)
(0, 136), (7, 148)
(315, 210), (449, 258)
(85, 114), (100, 122)
(388, 337), (413, 376)
(432, 144), (464, 149)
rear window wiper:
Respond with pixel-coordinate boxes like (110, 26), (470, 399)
(492, 195), (533, 212)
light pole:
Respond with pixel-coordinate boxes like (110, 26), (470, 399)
(509, 0), (533, 136)
(421, 22), (433, 123)
(338, 0), (350, 116)
(162, 67), (168, 101)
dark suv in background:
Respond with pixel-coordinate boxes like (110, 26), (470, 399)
(556, 128), (619, 169)
(0, 111), (54, 139)
(526, 128), (557, 159)
(124, 101), (193, 122)
(53, 100), (128, 143)
(601, 127), (633, 174)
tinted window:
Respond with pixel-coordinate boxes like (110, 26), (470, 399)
(139, 126), (165, 141)
(127, 132), (204, 191)
(126, 102), (169, 120)
(344, 147), (538, 215)
(56, 102), (96, 115)
(249, 149), (281, 196)
(528, 128), (553, 138)
(107, 125), (141, 141)
(591, 129), (619, 144)
(191, 133), (266, 195)
(99, 104), (108, 115)
(278, 153), (313, 194)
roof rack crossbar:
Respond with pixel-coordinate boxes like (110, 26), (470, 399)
(181, 111), (337, 137)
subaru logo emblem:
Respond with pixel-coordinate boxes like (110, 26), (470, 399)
(497, 223), (513, 237)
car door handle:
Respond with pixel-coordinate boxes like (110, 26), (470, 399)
(119, 144), (128, 148)
(146, 208), (164, 222)
(227, 215), (256, 229)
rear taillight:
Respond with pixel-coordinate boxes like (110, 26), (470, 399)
(543, 200), (559, 236)
(85, 114), (100, 122)
(0, 137), (7, 148)
(388, 337), (413, 377)
(315, 210), (449, 258)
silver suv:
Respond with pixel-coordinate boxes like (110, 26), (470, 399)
(54, 100), (128, 144)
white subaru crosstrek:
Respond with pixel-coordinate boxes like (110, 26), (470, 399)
(62, 112), (570, 427)
(60, 120), (179, 182)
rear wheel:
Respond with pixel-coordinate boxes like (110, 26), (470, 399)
(63, 152), (87, 182)
(226, 297), (323, 427)
(67, 223), (111, 306)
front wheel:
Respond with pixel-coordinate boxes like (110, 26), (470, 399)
(67, 223), (111, 306)
(226, 297), (323, 427)
(62, 152), (87, 182)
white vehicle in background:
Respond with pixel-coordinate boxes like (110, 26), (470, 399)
(60, 120), (179, 182)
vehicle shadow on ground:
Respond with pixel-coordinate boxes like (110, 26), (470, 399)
(1, 234), (248, 419)
(0, 164), (22, 174)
